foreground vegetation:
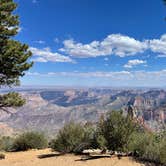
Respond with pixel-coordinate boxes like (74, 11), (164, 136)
(0, 132), (47, 152)
(0, 111), (165, 165)
(50, 111), (166, 165)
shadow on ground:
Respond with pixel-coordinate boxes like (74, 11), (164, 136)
(38, 153), (64, 159)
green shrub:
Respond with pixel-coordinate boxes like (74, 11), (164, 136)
(97, 111), (136, 151)
(51, 122), (94, 153)
(83, 123), (96, 145)
(159, 138), (166, 164)
(128, 132), (166, 165)
(12, 132), (47, 151)
(94, 134), (107, 149)
(50, 110), (166, 165)
(128, 132), (152, 156)
(0, 136), (14, 152)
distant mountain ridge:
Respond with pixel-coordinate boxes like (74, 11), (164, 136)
(0, 88), (165, 136)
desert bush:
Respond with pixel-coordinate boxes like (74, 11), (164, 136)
(128, 132), (152, 157)
(83, 123), (96, 145)
(50, 111), (166, 165)
(140, 137), (160, 163)
(51, 122), (95, 153)
(128, 132), (166, 165)
(12, 132), (47, 151)
(93, 134), (107, 149)
(159, 138), (166, 164)
(97, 111), (136, 151)
(0, 136), (14, 152)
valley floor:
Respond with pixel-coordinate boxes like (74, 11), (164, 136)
(0, 149), (153, 166)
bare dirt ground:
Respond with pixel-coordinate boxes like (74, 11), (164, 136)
(0, 149), (151, 166)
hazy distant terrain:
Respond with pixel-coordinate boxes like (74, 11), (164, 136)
(0, 88), (165, 136)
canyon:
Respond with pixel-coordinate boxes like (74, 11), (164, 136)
(0, 88), (165, 136)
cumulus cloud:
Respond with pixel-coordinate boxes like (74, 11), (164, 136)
(124, 59), (147, 68)
(149, 34), (166, 55)
(102, 34), (147, 57)
(30, 33), (166, 63)
(59, 33), (166, 58)
(30, 47), (74, 63)
(60, 34), (148, 58)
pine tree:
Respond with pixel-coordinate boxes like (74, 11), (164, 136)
(0, 0), (33, 112)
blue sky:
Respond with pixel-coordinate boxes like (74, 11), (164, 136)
(14, 0), (166, 87)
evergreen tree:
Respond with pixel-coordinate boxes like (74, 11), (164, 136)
(0, 0), (33, 112)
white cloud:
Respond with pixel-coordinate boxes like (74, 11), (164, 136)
(34, 40), (45, 44)
(157, 54), (166, 58)
(28, 34), (166, 64)
(60, 39), (103, 58)
(102, 34), (147, 57)
(29, 34), (166, 63)
(60, 34), (148, 58)
(124, 59), (147, 68)
(26, 71), (132, 79)
(26, 70), (166, 87)
(26, 70), (166, 81)
(59, 33), (166, 58)
(30, 47), (74, 63)
(149, 34), (166, 56)
(32, 57), (48, 63)
(27, 72), (41, 76)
